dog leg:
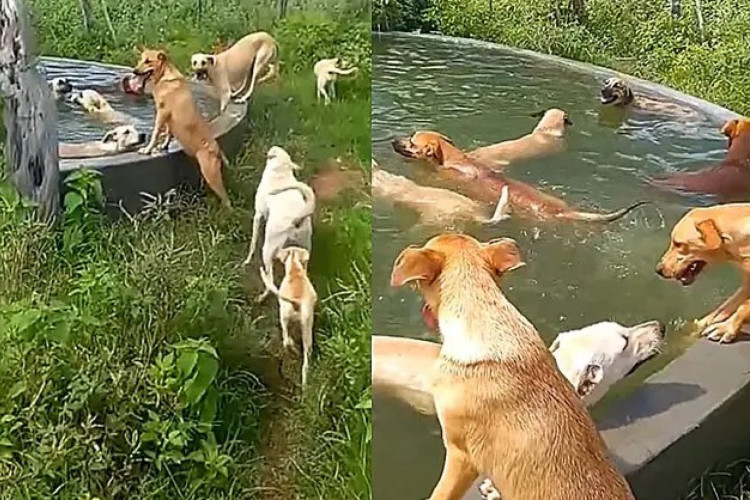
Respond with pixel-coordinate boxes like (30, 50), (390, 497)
(301, 313), (313, 388)
(428, 446), (479, 500)
(139, 110), (169, 155)
(243, 213), (263, 267)
(154, 124), (171, 151)
(330, 79), (336, 100)
(488, 185), (510, 223)
(257, 245), (276, 303)
(196, 149), (230, 207)
(703, 297), (750, 343)
(697, 275), (750, 332)
(235, 58), (263, 104)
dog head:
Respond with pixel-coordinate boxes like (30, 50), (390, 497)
(266, 146), (302, 174)
(190, 53), (215, 81)
(531, 108), (572, 136)
(391, 131), (456, 165)
(99, 125), (146, 152)
(277, 246), (310, 271)
(133, 48), (169, 85)
(49, 77), (73, 98)
(600, 77), (634, 106)
(550, 320), (665, 405)
(719, 118), (750, 148)
(656, 209), (729, 286)
(69, 89), (111, 114)
(390, 233), (524, 330)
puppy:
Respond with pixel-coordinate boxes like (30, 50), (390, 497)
(372, 320), (664, 416)
(59, 124), (146, 159)
(390, 233), (634, 500)
(373, 164), (509, 226)
(191, 31), (278, 111)
(243, 147), (315, 301)
(68, 89), (136, 126)
(651, 118), (750, 200)
(259, 246), (318, 388)
(467, 108), (571, 168)
(49, 77), (73, 101)
(600, 77), (697, 119)
(313, 58), (358, 106)
(133, 48), (231, 206)
(656, 203), (750, 343)
(392, 130), (646, 223)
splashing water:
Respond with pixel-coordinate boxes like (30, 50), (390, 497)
(0, 0), (59, 219)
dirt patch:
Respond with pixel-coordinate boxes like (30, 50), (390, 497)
(309, 160), (367, 203)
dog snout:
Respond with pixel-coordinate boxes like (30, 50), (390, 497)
(655, 262), (666, 277)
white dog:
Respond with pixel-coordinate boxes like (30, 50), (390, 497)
(243, 147), (315, 301)
(259, 246), (318, 388)
(191, 31), (279, 111)
(313, 58), (358, 105)
(49, 77), (73, 101)
(68, 89), (136, 126)
(58, 124), (146, 158)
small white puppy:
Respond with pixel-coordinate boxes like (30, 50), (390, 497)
(243, 147), (315, 301)
(59, 124), (146, 158)
(259, 246), (318, 388)
(313, 58), (358, 105)
(49, 77), (73, 101)
(68, 89), (135, 126)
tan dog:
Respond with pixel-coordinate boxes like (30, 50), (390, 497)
(313, 58), (358, 105)
(656, 204), (750, 343)
(133, 48), (230, 206)
(69, 89), (136, 126)
(390, 233), (634, 500)
(59, 124), (146, 159)
(392, 131), (646, 223)
(259, 246), (318, 388)
(467, 108), (571, 169)
(373, 163), (509, 226)
(191, 31), (278, 111)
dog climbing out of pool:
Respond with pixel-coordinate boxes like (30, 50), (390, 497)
(391, 130), (647, 223)
(390, 232), (635, 500)
(190, 31), (279, 112)
(68, 89), (137, 126)
(656, 203), (750, 343)
(651, 118), (750, 201)
(58, 124), (146, 159)
(599, 77), (697, 119)
(133, 48), (231, 207)
(467, 108), (571, 169)
(372, 320), (664, 414)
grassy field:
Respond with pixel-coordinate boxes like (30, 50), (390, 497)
(374, 0), (750, 116)
(0, 1), (370, 499)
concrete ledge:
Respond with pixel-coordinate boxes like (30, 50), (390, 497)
(375, 33), (750, 499)
(52, 57), (248, 215)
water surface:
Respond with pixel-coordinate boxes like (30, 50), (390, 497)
(372, 33), (736, 500)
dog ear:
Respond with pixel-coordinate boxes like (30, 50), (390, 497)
(423, 141), (443, 164)
(576, 364), (603, 397)
(481, 238), (525, 276)
(101, 131), (115, 143)
(207, 55), (216, 66)
(530, 110), (546, 118)
(157, 51), (167, 62)
(721, 119), (739, 138)
(695, 218), (724, 250)
(390, 247), (444, 287)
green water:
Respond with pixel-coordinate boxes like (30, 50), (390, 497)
(372, 33), (737, 499)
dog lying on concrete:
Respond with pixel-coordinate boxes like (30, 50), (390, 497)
(59, 124), (146, 159)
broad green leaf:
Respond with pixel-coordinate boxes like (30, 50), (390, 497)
(176, 350), (198, 379)
(11, 309), (41, 333)
(183, 354), (218, 405)
(199, 386), (219, 425)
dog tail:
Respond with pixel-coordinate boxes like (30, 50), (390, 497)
(259, 268), (301, 310)
(560, 201), (649, 223)
(267, 182), (316, 227)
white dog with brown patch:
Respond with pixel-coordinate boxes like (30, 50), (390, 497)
(260, 246), (318, 388)
(59, 124), (147, 159)
(191, 31), (279, 111)
(69, 89), (136, 126)
(314, 58), (358, 105)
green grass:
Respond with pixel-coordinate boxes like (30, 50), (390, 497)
(1, 1), (371, 499)
(375, 0), (750, 116)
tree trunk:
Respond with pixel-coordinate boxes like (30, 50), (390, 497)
(0, 0), (60, 221)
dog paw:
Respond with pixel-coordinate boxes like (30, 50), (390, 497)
(282, 338), (296, 351)
(478, 479), (501, 500)
(702, 319), (740, 344)
(138, 146), (152, 155)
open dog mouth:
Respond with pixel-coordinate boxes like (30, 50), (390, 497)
(122, 73), (148, 95)
(676, 260), (706, 286)
(421, 302), (438, 331)
(600, 91), (618, 105)
(193, 69), (209, 81)
(391, 138), (415, 158)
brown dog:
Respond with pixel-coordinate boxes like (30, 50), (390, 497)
(392, 131), (645, 223)
(651, 118), (750, 200)
(656, 203), (750, 343)
(133, 49), (230, 206)
(467, 108), (571, 169)
(390, 233), (634, 500)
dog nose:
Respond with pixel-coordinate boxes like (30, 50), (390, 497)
(655, 264), (665, 277)
(657, 321), (666, 337)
